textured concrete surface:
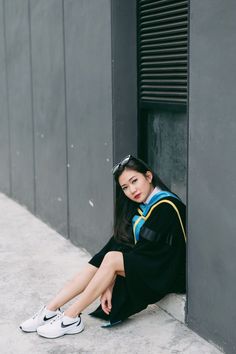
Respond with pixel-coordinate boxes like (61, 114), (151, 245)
(0, 193), (223, 354)
(157, 294), (186, 323)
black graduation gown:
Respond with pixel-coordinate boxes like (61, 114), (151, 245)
(88, 196), (186, 324)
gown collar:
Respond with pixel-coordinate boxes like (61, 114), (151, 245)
(139, 189), (179, 213)
(143, 187), (162, 205)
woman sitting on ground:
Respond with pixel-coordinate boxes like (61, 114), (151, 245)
(20, 155), (186, 339)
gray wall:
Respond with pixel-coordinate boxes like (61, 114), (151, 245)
(145, 109), (187, 202)
(0, 0), (11, 195)
(0, 0), (137, 254)
(111, 0), (137, 162)
(64, 0), (114, 251)
(188, 1), (236, 352)
(31, 0), (68, 234)
(4, 0), (35, 212)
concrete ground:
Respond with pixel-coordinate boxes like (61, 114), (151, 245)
(0, 193), (223, 354)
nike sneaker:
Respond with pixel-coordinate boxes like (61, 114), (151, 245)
(37, 313), (84, 339)
(20, 305), (61, 332)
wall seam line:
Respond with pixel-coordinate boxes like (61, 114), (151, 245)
(28, 0), (36, 214)
(62, 0), (70, 239)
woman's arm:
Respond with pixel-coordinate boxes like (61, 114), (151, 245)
(100, 277), (116, 315)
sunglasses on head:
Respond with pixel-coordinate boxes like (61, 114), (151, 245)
(112, 155), (133, 175)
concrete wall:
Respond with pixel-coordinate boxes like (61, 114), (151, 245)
(0, 0), (137, 254)
(188, 1), (236, 352)
(139, 107), (187, 202)
(63, 0), (114, 251)
(5, 0), (35, 212)
(0, 0), (11, 196)
(111, 0), (137, 162)
(145, 108), (187, 202)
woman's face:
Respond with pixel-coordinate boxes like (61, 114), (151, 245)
(118, 168), (154, 203)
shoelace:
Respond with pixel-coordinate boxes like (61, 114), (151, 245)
(32, 305), (45, 319)
(49, 312), (63, 324)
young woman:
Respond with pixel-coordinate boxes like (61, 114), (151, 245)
(20, 155), (186, 339)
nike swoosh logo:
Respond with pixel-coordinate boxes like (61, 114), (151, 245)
(61, 319), (80, 328)
(43, 314), (57, 321)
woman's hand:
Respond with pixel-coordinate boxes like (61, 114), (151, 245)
(100, 285), (113, 315)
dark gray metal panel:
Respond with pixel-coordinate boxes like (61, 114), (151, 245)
(0, 0), (10, 194)
(30, 0), (68, 235)
(64, 0), (113, 253)
(146, 110), (187, 202)
(4, 0), (34, 212)
(188, 1), (236, 352)
(111, 0), (138, 162)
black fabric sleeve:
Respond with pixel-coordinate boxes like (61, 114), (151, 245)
(139, 199), (186, 245)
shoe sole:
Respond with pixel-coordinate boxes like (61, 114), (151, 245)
(37, 323), (85, 339)
(20, 326), (37, 333)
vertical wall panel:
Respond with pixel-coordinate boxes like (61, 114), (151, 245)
(30, 0), (68, 235)
(64, 0), (113, 253)
(4, 0), (34, 211)
(146, 109), (187, 201)
(188, 1), (236, 352)
(111, 0), (138, 162)
(0, 0), (138, 257)
(0, 0), (10, 194)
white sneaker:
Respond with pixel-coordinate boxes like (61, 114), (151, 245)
(37, 313), (84, 339)
(20, 306), (61, 332)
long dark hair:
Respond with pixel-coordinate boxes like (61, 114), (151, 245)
(113, 156), (170, 245)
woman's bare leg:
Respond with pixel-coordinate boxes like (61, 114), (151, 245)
(64, 251), (125, 318)
(46, 263), (98, 311)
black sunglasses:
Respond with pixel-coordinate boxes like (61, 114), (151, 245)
(112, 155), (133, 175)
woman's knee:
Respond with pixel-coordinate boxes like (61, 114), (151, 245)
(102, 251), (124, 271)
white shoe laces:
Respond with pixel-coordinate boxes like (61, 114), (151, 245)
(49, 312), (63, 324)
(32, 305), (45, 319)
